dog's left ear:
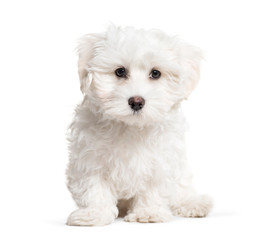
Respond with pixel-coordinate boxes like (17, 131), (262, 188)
(178, 43), (203, 99)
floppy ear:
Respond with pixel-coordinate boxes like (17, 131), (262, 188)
(77, 33), (104, 93)
(179, 43), (203, 99)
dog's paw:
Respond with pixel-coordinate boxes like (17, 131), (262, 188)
(124, 207), (172, 223)
(172, 195), (213, 218)
(67, 207), (117, 226)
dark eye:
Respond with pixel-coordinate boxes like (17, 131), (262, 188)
(150, 69), (161, 79)
(115, 67), (127, 78)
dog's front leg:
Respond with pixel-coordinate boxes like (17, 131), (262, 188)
(124, 189), (172, 223)
(67, 174), (118, 226)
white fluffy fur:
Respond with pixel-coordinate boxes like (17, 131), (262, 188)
(66, 25), (212, 226)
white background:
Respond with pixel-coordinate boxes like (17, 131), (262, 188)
(0, 0), (264, 239)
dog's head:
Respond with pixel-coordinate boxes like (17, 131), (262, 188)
(77, 25), (202, 126)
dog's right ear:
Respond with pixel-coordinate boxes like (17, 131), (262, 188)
(77, 33), (104, 93)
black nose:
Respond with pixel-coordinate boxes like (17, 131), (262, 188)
(128, 96), (145, 111)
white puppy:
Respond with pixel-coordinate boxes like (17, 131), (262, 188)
(66, 25), (212, 226)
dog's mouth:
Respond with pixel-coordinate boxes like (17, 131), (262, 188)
(131, 109), (143, 115)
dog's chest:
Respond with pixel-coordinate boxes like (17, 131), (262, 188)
(77, 116), (185, 199)
(94, 124), (178, 199)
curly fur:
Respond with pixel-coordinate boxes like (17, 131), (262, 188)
(66, 25), (212, 226)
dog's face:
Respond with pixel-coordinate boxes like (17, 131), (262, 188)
(78, 26), (202, 126)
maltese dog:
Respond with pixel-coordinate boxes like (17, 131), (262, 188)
(66, 25), (212, 226)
